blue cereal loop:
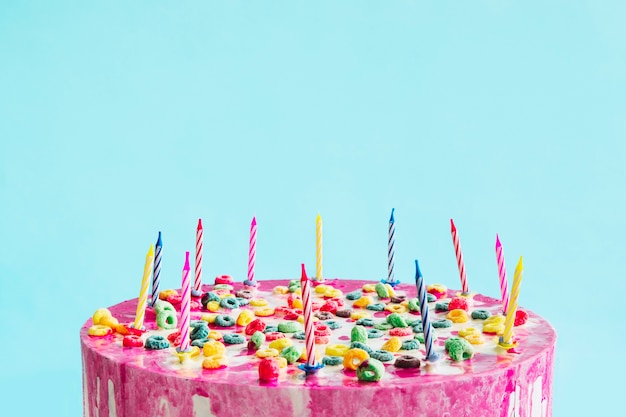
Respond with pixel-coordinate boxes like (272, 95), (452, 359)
(435, 302), (449, 312)
(236, 297), (250, 306)
(427, 293), (436, 303)
(293, 331), (306, 340)
(263, 325), (278, 333)
(326, 320), (341, 330)
(191, 320), (208, 328)
(191, 324), (209, 340)
(401, 339), (420, 350)
(223, 333), (245, 344)
(412, 323), (424, 333)
(214, 314), (236, 327)
(356, 318), (375, 327)
(366, 303), (386, 312)
(346, 291), (362, 300)
(367, 329), (384, 339)
(471, 309), (491, 320)
(432, 319), (452, 328)
(145, 335), (170, 350)
(370, 350), (394, 362)
(322, 356), (343, 366)
(350, 341), (373, 354)
(191, 338), (209, 348)
(219, 297), (239, 310)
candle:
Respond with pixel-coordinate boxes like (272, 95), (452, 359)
(501, 256), (523, 346)
(388, 208), (396, 284)
(133, 244), (155, 330)
(300, 264), (316, 367)
(315, 214), (323, 281)
(495, 234), (510, 315)
(247, 217), (257, 285)
(450, 219), (469, 293)
(415, 259), (438, 361)
(150, 232), (162, 307)
(179, 251), (191, 351)
(193, 219), (203, 296)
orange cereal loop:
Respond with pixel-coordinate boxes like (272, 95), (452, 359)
(385, 304), (407, 314)
(250, 298), (269, 307)
(381, 336), (402, 352)
(256, 348), (280, 358)
(343, 348), (370, 370)
(353, 296), (372, 309)
(203, 340), (226, 357)
(202, 355), (227, 369)
(292, 299), (303, 309)
(92, 308), (112, 325)
(114, 323), (131, 335)
(159, 289), (178, 300)
(447, 309), (469, 323)
(254, 307), (275, 317)
(361, 284), (377, 293)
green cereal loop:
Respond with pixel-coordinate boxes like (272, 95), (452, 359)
(326, 320), (341, 330)
(156, 308), (177, 330)
(322, 356), (343, 366)
(190, 324), (209, 340)
(345, 291), (362, 300)
(414, 333), (425, 344)
(445, 337), (474, 361)
(366, 303), (386, 312)
(351, 325), (368, 343)
(401, 339), (420, 350)
(471, 309), (491, 320)
(386, 313), (408, 328)
(375, 283), (389, 298)
(407, 298), (420, 312)
(435, 302), (449, 312)
(370, 350), (394, 362)
(154, 300), (176, 314)
(223, 333), (245, 344)
(145, 335), (170, 350)
(432, 319), (452, 328)
(350, 341), (373, 354)
(288, 280), (301, 288)
(280, 346), (302, 364)
(412, 323), (423, 333)
(374, 322), (393, 331)
(236, 297), (250, 306)
(191, 338), (209, 348)
(277, 321), (302, 333)
(427, 293), (436, 303)
(249, 331), (265, 349)
(263, 325), (278, 333)
(214, 314), (236, 327)
(219, 297), (240, 309)
(366, 329), (383, 339)
(356, 318), (374, 327)
(356, 358), (385, 382)
(213, 284), (233, 291)
(293, 331), (306, 340)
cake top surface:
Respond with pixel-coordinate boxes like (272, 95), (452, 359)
(80, 278), (556, 388)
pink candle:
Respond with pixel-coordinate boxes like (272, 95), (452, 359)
(495, 234), (510, 314)
(450, 219), (469, 293)
(246, 217), (257, 285)
(300, 264), (316, 367)
(193, 219), (203, 296)
(179, 251), (191, 351)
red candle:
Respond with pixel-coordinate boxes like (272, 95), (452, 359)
(300, 264), (316, 367)
(450, 219), (469, 293)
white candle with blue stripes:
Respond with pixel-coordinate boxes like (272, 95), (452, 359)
(150, 231), (162, 307)
(415, 259), (439, 362)
(387, 208), (397, 285)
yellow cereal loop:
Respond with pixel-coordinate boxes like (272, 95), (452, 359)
(292, 288), (302, 296)
(447, 309), (469, 323)
(297, 315), (319, 324)
(202, 355), (227, 369)
(254, 307), (275, 317)
(202, 314), (218, 324)
(385, 304), (407, 314)
(324, 288), (343, 298)
(400, 300), (409, 307)
(275, 357), (288, 368)
(159, 289), (178, 300)
(353, 296), (372, 308)
(207, 330), (223, 341)
(483, 315), (506, 334)
(350, 311), (371, 320)
(256, 348), (280, 358)
(203, 340), (226, 357)
(381, 336), (402, 352)
(219, 293), (235, 299)
(269, 338), (293, 351)
(463, 333), (485, 345)
(88, 324), (111, 337)
(175, 346), (201, 363)
(458, 327), (478, 338)
(315, 284), (332, 294)
(325, 344), (350, 357)
(291, 299), (303, 309)
(426, 284), (447, 294)
(273, 286), (289, 294)
(384, 284), (395, 298)
(250, 298), (269, 307)
(100, 316), (119, 329)
(92, 308), (112, 325)
(236, 310), (254, 326)
(207, 301), (221, 312)
(362, 284), (377, 293)
(343, 348), (370, 370)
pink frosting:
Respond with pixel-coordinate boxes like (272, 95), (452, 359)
(81, 279), (556, 417)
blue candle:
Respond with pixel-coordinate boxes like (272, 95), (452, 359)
(415, 259), (438, 361)
(150, 231), (162, 307)
(388, 209), (396, 284)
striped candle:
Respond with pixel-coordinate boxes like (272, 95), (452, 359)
(300, 264), (316, 367)
(150, 232), (162, 307)
(450, 219), (469, 293)
(179, 251), (191, 352)
(133, 244), (155, 329)
(415, 259), (438, 361)
(388, 208), (396, 283)
(315, 214), (323, 281)
(495, 234), (510, 315)
(501, 256), (523, 346)
(193, 219), (203, 295)
(247, 217), (257, 284)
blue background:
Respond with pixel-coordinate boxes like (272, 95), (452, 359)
(0, 1), (623, 415)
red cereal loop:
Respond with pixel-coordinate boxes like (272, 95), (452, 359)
(258, 358), (280, 382)
(274, 306), (291, 316)
(514, 309), (529, 326)
(123, 324), (144, 336)
(190, 300), (202, 311)
(314, 325), (331, 337)
(389, 328), (413, 337)
(287, 294), (301, 308)
(314, 336), (330, 344)
(122, 335), (144, 348)
(265, 332), (286, 341)
(166, 294), (182, 305)
(245, 319), (266, 335)
(167, 330), (181, 342)
(330, 297), (345, 308)
(311, 301), (322, 311)
(448, 297), (469, 311)
(319, 300), (339, 314)
(215, 275), (234, 285)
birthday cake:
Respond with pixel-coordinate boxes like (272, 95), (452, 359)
(80, 276), (556, 417)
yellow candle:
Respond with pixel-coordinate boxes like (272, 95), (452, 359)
(133, 244), (155, 329)
(316, 214), (323, 281)
(501, 256), (523, 346)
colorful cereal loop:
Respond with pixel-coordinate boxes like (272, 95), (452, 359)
(343, 348), (370, 371)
